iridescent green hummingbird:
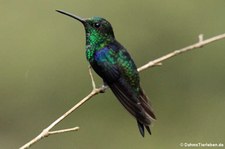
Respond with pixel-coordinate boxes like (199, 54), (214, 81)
(56, 10), (156, 137)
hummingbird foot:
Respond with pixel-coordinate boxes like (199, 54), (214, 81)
(100, 82), (108, 93)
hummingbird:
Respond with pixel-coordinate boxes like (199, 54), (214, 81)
(56, 10), (156, 137)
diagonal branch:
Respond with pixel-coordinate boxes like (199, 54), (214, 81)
(19, 33), (225, 149)
(137, 33), (225, 71)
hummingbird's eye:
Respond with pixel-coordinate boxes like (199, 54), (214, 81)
(94, 22), (101, 28)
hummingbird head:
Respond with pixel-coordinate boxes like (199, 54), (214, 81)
(56, 10), (115, 47)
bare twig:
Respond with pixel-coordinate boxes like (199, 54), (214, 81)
(20, 33), (225, 149)
(48, 127), (80, 135)
(137, 33), (225, 71)
(89, 65), (96, 89)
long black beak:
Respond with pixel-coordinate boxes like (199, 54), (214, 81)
(56, 9), (85, 24)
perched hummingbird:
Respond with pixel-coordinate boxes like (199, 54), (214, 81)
(56, 10), (156, 137)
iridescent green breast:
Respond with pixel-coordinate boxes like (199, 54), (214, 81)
(85, 29), (111, 61)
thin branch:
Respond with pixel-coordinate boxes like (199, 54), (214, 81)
(89, 65), (96, 89)
(198, 34), (204, 42)
(48, 127), (80, 136)
(20, 33), (225, 149)
(137, 33), (225, 72)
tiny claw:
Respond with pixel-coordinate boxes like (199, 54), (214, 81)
(100, 90), (105, 93)
(100, 84), (108, 93)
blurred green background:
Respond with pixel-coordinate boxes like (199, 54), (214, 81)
(1, 1), (225, 149)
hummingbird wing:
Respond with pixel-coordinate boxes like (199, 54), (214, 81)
(92, 43), (156, 136)
(109, 78), (156, 136)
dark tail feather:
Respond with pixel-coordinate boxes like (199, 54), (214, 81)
(137, 121), (152, 137)
(145, 125), (151, 135)
(137, 121), (145, 137)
